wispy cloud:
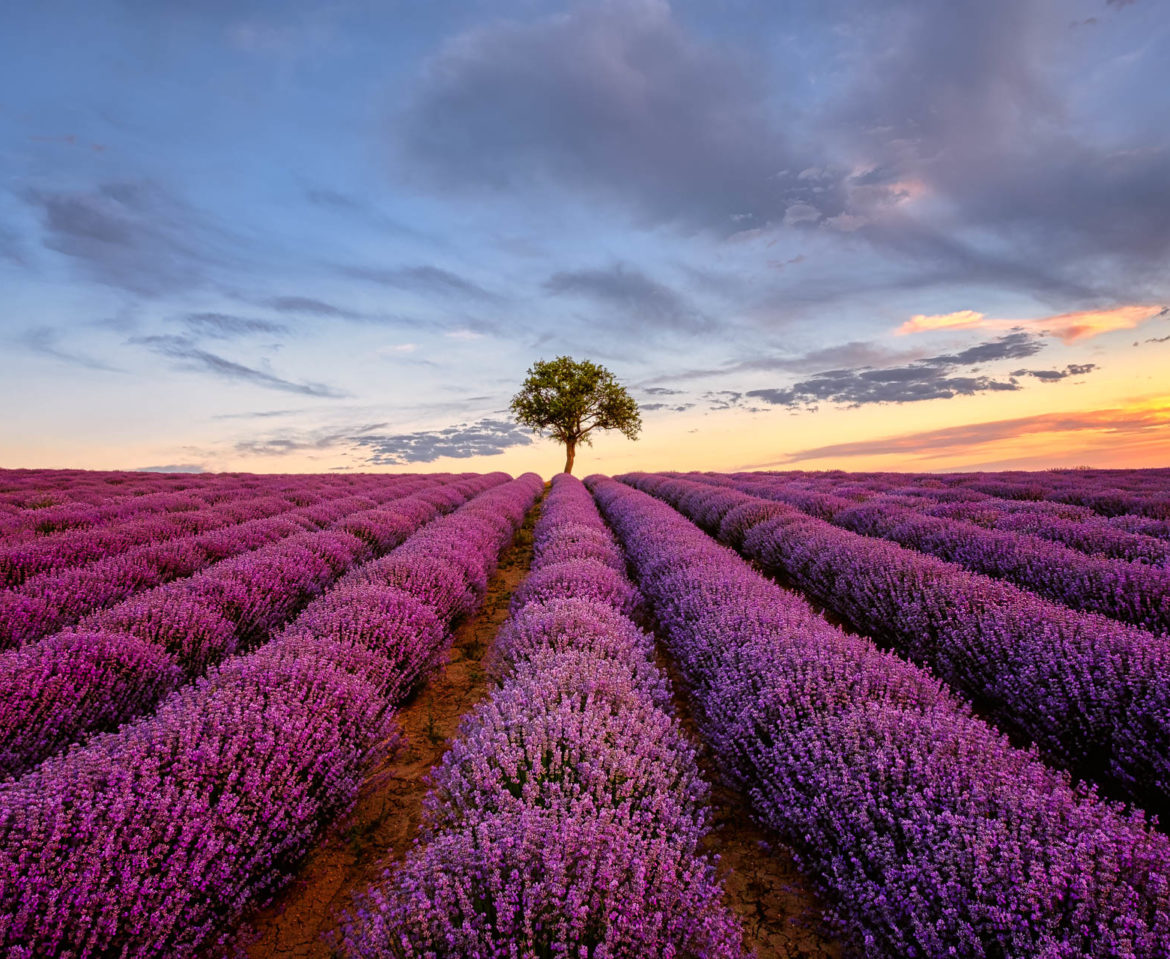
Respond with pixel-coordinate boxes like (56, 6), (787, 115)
(544, 263), (710, 333)
(263, 296), (366, 320)
(183, 313), (289, 339)
(897, 304), (1167, 342)
(18, 326), (123, 372)
(341, 264), (499, 301)
(21, 180), (235, 296)
(132, 334), (345, 397)
(783, 397), (1170, 463)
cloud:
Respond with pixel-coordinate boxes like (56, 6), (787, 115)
(834, 0), (1170, 298)
(744, 332), (1059, 409)
(398, 0), (835, 232)
(135, 464), (206, 473)
(896, 310), (988, 336)
(234, 423), (386, 458)
(183, 313), (289, 339)
(18, 326), (123, 372)
(1011, 363), (1097, 382)
(341, 264), (498, 301)
(132, 334), (345, 397)
(896, 305), (1167, 342)
(354, 418), (534, 464)
(21, 180), (231, 296)
(783, 398), (1170, 463)
(305, 188), (430, 240)
(544, 263), (709, 332)
(263, 296), (366, 320)
(212, 408), (305, 420)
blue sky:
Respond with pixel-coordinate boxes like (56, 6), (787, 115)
(2, 0), (1168, 474)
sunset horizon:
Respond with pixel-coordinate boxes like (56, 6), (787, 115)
(3, 0), (1167, 474)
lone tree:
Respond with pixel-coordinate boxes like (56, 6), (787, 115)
(510, 356), (641, 474)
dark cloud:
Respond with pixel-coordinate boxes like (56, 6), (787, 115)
(1012, 363), (1098, 381)
(1139, 334), (1170, 345)
(702, 390), (747, 411)
(341, 264), (498, 301)
(544, 263), (709, 332)
(134, 464), (206, 473)
(934, 332), (1044, 366)
(354, 418), (534, 464)
(132, 334), (345, 397)
(18, 326), (123, 372)
(21, 180), (230, 296)
(642, 386), (684, 396)
(184, 313), (289, 339)
(834, 0), (1170, 299)
(263, 295), (367, 319)
(399, 0), (833, 233)
(745, 333), (1051, 409)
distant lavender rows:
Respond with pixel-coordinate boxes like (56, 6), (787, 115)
(592, 475), (1170, 958)
(0, 473), (541, 958)
(792, 466), (1170, 521)
(0, 475), (500, 780)
(679, 471), (1170, 633)
(0, 472), (489, 645)
(0, 468), (419, 540)
(343, 474), (745, 957)
(623, 472), (1170, 821)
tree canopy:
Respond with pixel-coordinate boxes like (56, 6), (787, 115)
(509, 356), (641, 474)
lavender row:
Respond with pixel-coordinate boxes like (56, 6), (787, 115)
(736, 468), (1170, 533)
(0, 473), (541, 958)
(897, 468), (1170, 520)
(591, 475), (1170, 959)
(343, 474), (744, 958)
(764, 469), (1170, 565)
(0, 477), (458, 649)
(0, 476), (505, 780)
(696, 472), (1170, 632)
(627, 472), (1170, 821)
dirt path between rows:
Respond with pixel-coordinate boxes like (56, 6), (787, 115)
(650, 641), (845, 959)
(231, 496), (542, 959)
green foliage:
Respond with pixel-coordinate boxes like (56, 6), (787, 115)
(510, 356), (641, 472)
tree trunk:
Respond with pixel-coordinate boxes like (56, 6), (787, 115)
(563, 441), (576, 474)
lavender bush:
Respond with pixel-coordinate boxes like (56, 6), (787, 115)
(589, 475), (1170, 959)
(0, 473), (541, 957)
(626, 472), (1170, 820)
(343, 473), (745, 959)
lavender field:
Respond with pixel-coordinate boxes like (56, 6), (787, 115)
(1, 466), (1168, 958)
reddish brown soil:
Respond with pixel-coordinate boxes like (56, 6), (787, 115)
(653, 645), (845, 959)
(230, 497), (541, 959)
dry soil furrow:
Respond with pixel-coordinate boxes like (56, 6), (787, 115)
(649, 638), (845, 959)
(231, 495), (543, 959)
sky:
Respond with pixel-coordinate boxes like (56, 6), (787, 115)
(2, 0), (1168, 476)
